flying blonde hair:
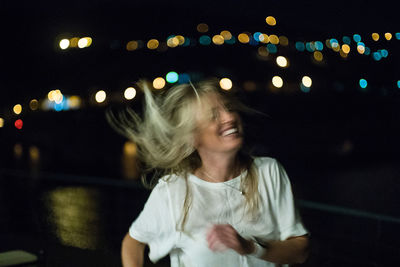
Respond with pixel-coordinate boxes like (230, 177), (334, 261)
(107, 78), (260, 230)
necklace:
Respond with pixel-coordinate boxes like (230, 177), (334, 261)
(200, 169), (245, 195)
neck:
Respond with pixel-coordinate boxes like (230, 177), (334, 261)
(196, 151), (240, 182)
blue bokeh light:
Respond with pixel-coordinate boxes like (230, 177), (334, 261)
(359, 79), (368, 89)
(342, 36), (351, 44)
(166, 71), (179, 83)
(329, 39), (339, 47)
(249, 36), (258, 46)
(353, 34), (361, 42)
(295, 42), (305, 51)
(396, 33), (400, 40)
(300, 83), (311, 93)
(305, 42), (315, 52)
(225, 36), (236, 44)
(178, 73), (191, 84)
(182, 38), (190, 47)
(199, 35), (211, 45)
(266, 44), (277, 53)
(397, 80), (400, 88)
(364, 47), (371, 55)
(373, 52), (382, 61)
(380, 49), (388, 58)
(253, 32), (262, 42)
(315, 41), (324, 51)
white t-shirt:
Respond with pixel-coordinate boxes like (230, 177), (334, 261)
(129, 157), (309, 267)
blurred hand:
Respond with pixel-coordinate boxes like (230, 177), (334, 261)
(206, 224), (254, 255)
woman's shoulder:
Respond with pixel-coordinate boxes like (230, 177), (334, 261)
(253, 156), (279, 168)
(152, 173), (186, 193)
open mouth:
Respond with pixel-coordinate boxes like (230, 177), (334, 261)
(221, 127), (239, 137)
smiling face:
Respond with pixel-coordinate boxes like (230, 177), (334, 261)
(194, 93), (243, 156)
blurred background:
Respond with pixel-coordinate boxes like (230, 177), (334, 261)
(0, 0), (399, 266)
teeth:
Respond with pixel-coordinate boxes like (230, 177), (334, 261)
(221, 128), (238, 137)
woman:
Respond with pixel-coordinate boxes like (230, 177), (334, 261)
(110, 79), (310, 267)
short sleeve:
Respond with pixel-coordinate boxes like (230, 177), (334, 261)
(129, 181), (176, 262)
(271, 160), (309, 240)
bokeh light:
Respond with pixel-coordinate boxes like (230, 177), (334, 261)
(243, 81), (257, 91)
(219, 78), (232, 90)
(266, 44), (277, 53)
(14, 143), (23, 158)
(306, 42), (315, 52)
(359, 79), (368, 89)
(0, 118), (4, 128)
(199, 35), (211, 45)
(315, 41), (324, 51)
(220, 30), (232, 40)
(53, 90), (63, 104)
(13, 104), (22, 115)
(78, 37), (92, 48)
(300, 84), (311, 93)
(302, 76), (312, 87)
(257, 46), (269, 57)
(67, 96), (82, 109)
(259, 34), (269, 43)
(276, 56), (288, 68)
(272, 76), (283, 88)
(357, 44), (366, 54)
(124, 141), (137, 156)
(175, 35), (185, 45)
(126, 40), (139, 51)
(330, 39), (339, 49)
(59, 39), (70, 50)
(353, 34), (361, 42)
(269, 35), (279, 45)
(166, 72), (179, 83)
(380, 49), (388, 58)
(313, 51), (323, 61)
(124, 87), (137, 100)
(253, 32), (262, 42)
(266, 16), (277, 26)
(339, 49), (348, 58)
(212, 35), (224, 45)
(372, 33), (380, 41)
(373, 52), (382, 61)
(238, 33), (250, 44)
(15, 119), (23, 130)
(342, 36), (351, 44)
(397, 80), (400, 88)
(153, 77), (166, 89)
(29, 99), (39, 110)
(279, 36), (289, 46)
(29, 146), (40, 162)
(178, 73), (190, 84)
(342, 44), (350, 54)
(167, 36), (180, 47)
(95, 90), (106, 103)
(147, 39), (159, 49)
(197, 23), (209, 33)
(385, 33), (392, 40)
(69, 37), (79, 48)
(295, 42), (305, 51)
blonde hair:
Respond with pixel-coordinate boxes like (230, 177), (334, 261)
(107, 78), (260, 230)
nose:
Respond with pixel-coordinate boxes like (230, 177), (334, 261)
(218, 108), (235, 124)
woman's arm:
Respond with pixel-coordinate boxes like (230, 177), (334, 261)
(121, 233), (146, 267)
(251, 235), (310, 264)
(207, 225), (310, 264)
